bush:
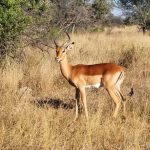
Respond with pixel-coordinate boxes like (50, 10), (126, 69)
(118, 47), (138, 68)
(90, 26), (105, 33)
(0, 0), (30, 59)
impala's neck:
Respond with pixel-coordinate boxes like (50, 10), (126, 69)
(59, 55), (72, 80)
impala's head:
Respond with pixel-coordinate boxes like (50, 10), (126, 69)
(54, 32), (74, 62)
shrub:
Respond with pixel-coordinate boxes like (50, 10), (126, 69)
(0, 0), (30, 59)
(90, 26), (105, 33)
(118, 46), (138, 68)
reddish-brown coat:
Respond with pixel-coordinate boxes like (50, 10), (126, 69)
(71, 63), (123, 77)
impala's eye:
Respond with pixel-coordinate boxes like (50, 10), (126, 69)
(62, 50), (65, 53)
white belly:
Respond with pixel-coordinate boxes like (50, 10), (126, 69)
(85, 83), (101, 88)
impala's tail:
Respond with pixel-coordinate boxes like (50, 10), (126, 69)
(115, 72), (124, 85)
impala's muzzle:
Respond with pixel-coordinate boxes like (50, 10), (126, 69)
(55, 57), (61, 62)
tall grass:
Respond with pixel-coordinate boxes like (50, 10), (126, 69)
(0, 26), (150, 150)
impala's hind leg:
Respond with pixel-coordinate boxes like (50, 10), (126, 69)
(116, 86), (126, 115)
(115, 72), (126, 116)
(107, 87), (122, 118)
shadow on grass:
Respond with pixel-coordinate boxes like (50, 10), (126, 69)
(33, 97), (74, 110)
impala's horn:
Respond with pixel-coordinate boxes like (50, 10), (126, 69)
(54, 38), (58, 47)
(63, 32), (71, 47)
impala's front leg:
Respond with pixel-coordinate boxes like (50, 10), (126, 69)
(74, 88), (80, 121)
(79, 86), (89, 120)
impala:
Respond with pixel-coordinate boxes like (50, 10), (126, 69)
(54, 33), (126, 120)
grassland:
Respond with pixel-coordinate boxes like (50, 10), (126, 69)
(0, 26), (150, 150)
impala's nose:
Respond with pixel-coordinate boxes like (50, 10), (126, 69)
(55, 57), (60, 62)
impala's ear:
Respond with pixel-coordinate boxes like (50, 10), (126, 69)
(66, 42), (75, 51)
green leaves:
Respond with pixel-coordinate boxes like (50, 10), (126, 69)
(92, 0), (110, 20)
(0, 0), (30, 59)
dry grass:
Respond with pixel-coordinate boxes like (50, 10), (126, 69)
(0, 26), (150, 150)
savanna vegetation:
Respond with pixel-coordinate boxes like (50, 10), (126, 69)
(0, 26), (150, 150)
(0, 0), (150, 150)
